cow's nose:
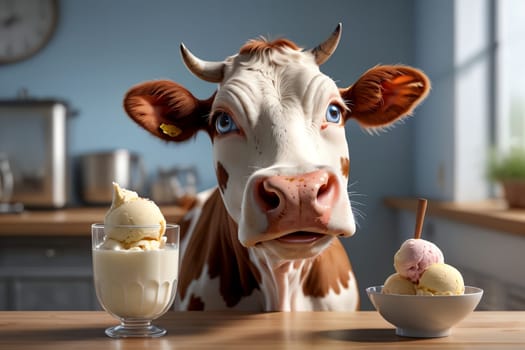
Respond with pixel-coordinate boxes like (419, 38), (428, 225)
(255, 170), (340, 230)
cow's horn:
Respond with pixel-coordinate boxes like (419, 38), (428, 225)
(310, 23), (342, 65)
(180, 43), (224, 83)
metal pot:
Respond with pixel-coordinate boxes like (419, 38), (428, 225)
(79, 149), (146, 204)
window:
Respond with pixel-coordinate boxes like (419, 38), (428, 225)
(497, 0), (525, 151)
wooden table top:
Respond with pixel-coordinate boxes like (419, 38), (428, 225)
(0, 206), (186, 236)
(0, 311), (523, 349)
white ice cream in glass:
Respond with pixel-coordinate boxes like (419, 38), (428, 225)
(92, 183), (179, 338)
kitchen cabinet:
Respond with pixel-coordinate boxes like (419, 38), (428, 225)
(0, 281), (7, 309)
(11, 276), (96, 310)
(0, 236), (98, 310)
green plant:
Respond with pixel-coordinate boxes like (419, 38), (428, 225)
(488, 148), (525, 181)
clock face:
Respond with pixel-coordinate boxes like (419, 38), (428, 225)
(0, 0), (58, 64)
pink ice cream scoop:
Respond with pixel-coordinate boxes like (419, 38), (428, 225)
(394, 238), (444, 283)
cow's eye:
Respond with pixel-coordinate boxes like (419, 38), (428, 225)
(325, 104), (342, 124)
(215, 112), (239, 134)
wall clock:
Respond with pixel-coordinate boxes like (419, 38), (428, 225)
(0, 0), (58, 64)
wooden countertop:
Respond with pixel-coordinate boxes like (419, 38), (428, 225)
(0, 206), (186, 236)
(384, 197), (525, 237)
(0, 311), (523, 349)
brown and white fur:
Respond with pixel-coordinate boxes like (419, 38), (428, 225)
(123, 24), (430, 311)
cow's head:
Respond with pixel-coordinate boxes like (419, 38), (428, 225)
(124, 24), (429, 260)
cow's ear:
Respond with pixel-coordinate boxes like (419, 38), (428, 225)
(340, 65), (430, 128)
(123, 80), (214, 142)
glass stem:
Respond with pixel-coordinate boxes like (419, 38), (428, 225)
(121, 319), (152, 329)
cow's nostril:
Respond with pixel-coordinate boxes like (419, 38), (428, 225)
(257, 180), (281, 212)
(316, 173), (338, 207)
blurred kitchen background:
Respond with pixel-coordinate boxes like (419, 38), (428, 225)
(1, 0), (524, 311)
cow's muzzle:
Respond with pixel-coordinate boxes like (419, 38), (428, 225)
(240, 169), (354, 248)
(255, 170), (338, 234)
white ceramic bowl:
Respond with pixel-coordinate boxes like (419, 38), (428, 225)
(366, 285), (483, 338)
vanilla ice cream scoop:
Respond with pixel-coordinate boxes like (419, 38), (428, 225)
(383, 273), (416, 295)
(394, 238), (444, 283)
(103, 182), (166, 249)
(417, 263), (465, 296)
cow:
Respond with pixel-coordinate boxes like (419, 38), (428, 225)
(123, 24), (430, 311)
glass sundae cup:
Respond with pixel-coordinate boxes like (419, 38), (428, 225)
(92, 223), (180, 338)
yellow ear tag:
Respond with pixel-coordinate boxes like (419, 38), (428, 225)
(159, 123), (182, 137)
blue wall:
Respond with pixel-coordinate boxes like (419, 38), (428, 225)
(0, 0), (419, 309)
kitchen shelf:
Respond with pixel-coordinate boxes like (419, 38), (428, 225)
(0, 206), (186, 236)
(384, 197), (525, 237)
